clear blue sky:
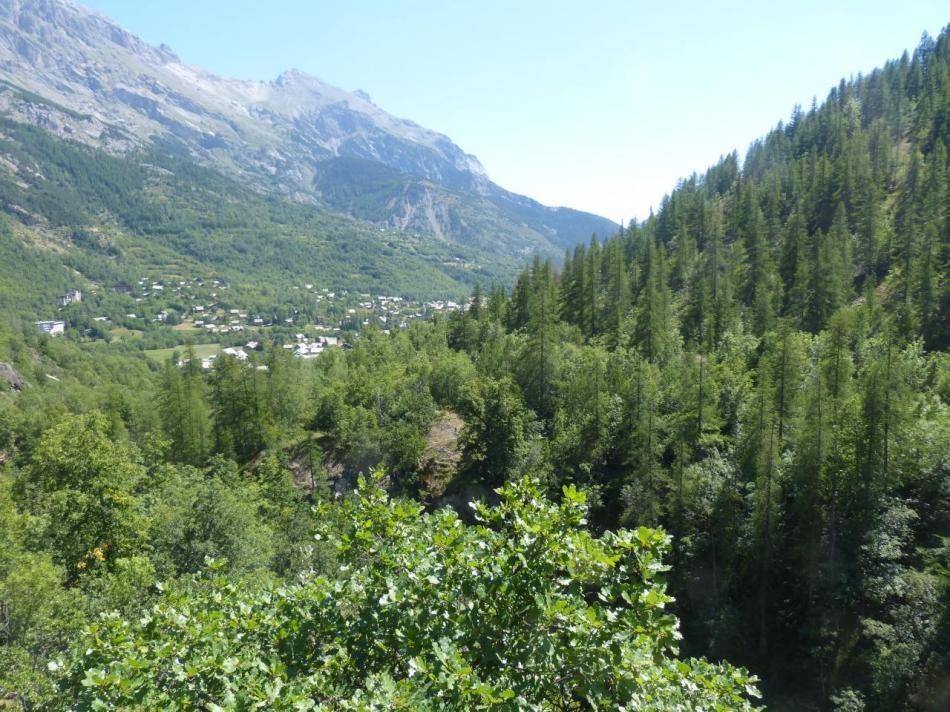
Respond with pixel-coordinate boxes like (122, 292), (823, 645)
(81, 0), (948, 222)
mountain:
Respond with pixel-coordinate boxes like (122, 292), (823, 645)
(0, 0), (616, 254)
(0, 116), (528, 323)
(0, 8), (949, 712)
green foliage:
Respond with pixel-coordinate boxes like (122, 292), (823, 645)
(19, 412), (146, 578)
(0, 118), (520, 332)
(428, 27), (950, 708)
(309, 329), (440, 489)
(147, 463), (276, 577)
(57, 476), (760, 710)
(158, 352), (211, 466)
(458, 377), (533, 486)
(0, 473), (85, 707)
(1, 19), (950, 712)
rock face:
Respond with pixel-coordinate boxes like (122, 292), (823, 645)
(0, 362), (26, 391)
(0, 0), (616, 253)
(419, 410), (464, 498)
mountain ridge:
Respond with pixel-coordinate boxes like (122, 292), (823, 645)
(0, 0), (616, 253)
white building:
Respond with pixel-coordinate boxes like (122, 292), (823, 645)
(59, 289), (82, 307)
(181, 354), (219, 370)
(294, 343), (324, 359)
(222, 347), (249, 362)
(35, 320), (65, 336)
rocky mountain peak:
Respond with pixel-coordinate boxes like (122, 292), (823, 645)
(1, 0), (176, 66)
(0, 0), (615, 253)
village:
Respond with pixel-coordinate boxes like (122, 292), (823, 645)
(36, 276), (467, 368)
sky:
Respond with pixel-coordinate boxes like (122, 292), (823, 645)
(81, 0), (948, 223)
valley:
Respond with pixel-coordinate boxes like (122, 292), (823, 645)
(0, 2), (948, 711)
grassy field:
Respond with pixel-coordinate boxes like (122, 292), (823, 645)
(109, 328), (144, 341)
(143, 342), (220, 365)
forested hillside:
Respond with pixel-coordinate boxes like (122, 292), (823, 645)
(1, 19), (949, 712)
(0, 117), (518, 318)
(452, 28), (950, 708)
(0, 323), (762, 709)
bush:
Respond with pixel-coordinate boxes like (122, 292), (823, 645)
(57, 475), (760, 710)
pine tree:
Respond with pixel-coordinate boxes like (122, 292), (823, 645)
(487, 283), (508, 323)
(521, 258), (559, 418)
(585, 235), (602, 338)
(469, 283), (484, 321)
(620, 359), (663, 527)
(560, 243), (587, 327)
(916, 140), (947, 346)
(600, 238), (630, 347)
(157, 348), (210, 466)
(631, 236), (674, 361)
(211, 353), (270, 462)
(780, 208), (808, 320)
(671, 221), (697, 291)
